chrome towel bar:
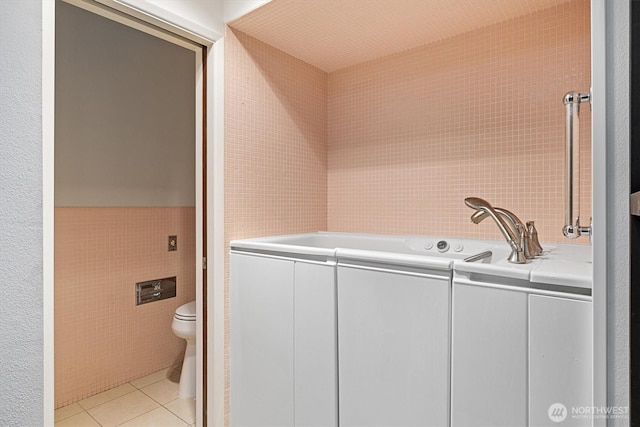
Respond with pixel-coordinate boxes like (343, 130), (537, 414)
(563, 91), (592, 239)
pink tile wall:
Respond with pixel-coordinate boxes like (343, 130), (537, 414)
(224, 1), (589, 421)
(54, 207), (196, 408)
(328, 0), (591, 243)
(224, 27), (328, 421)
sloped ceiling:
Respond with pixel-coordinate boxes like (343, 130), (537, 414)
(229, 0), (576, 72)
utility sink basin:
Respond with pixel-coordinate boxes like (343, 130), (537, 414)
(230, 231), (509, 270)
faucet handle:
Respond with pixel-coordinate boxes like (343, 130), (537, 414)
(526, 221), (543, 254)
(507, 224), (528, 264)
(517, 224), (530, 258)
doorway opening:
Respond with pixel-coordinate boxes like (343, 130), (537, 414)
(53, 1), (206, 425)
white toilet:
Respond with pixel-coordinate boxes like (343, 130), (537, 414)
(172, 301), (196, 398)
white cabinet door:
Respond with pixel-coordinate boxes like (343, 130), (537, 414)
(451, 283), (528, 427)
(230, 254), (294, 427)
(337, 266), (450, 427)
(529, 295), (592, 427)
(294, 262), (338, 427)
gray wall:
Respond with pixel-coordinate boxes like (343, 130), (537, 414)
(55, 1), (195, 207)
(607, 0), (630, 422)
(0, 0), (44, 425)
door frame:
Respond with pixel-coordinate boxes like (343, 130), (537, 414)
(590, 0), (607, 423)
(42, 1), (225, 425)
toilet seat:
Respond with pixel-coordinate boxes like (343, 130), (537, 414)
(174, 301), (196, 321)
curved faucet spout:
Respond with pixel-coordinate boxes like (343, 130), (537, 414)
(471, 206), (522, 228)
(471, 208), (542, 258)
(464, 197), (527, 263)
(464, 198), (518, 250)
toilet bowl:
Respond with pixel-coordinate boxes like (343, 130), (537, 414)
(172, 301), (196, 398)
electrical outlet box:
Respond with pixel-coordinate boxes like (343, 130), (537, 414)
(168, 235), (177, 251)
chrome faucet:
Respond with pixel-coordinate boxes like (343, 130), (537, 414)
(471, 207), (543, 258)
(464, 197), (532, 264)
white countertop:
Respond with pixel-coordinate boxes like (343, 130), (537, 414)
(231, 232), (593, 290)
(453, 243), (592, 289)
(530, 244), (592, 288)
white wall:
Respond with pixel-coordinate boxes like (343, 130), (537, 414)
(0, 0), (44, 425)
(97, 0), (271, 37)
(107, 0), (225, 41)
(55, 1), (195, 207)
(606, 0), (630, 421)
(224, 0), (271, 24)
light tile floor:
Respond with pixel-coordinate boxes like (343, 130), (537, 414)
(55, 366), (196, 427)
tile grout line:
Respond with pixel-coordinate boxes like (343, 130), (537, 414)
(113, 404), (162, 427)
(164, 397), (197, 425)
(85, 409), (102, 427)
(79, 389), (140, 413)
(56, 374), (194, 426)
(84, 388), (149, 427)
(55, 365), (187, 423)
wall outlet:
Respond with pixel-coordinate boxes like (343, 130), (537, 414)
(168, 235), (177, 251)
